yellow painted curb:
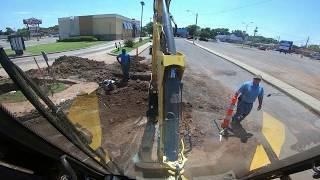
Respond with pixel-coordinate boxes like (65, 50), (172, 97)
(262, 112), (285, 158)
(250, 144), (271, 171)
(67, 92), (110, 162)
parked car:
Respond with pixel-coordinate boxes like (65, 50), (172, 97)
(311, 53), (320, 60)
(187, 36), (193, 40)
(258, 45), (267, 51)
(199, 37), (208, 42)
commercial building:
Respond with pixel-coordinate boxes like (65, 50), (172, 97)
(58, 14), (140, 40)
(215, 34), (243, 43)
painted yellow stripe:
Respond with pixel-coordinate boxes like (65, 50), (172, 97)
(250, 144), (271, 170)
(262, 112), (285, 158)
(68, 92), (110, 161)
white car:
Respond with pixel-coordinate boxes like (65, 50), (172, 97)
(311, 53), (320, 60)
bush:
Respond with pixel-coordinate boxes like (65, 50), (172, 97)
(124, 39), (134, 48)
(57, 36), (98, 42)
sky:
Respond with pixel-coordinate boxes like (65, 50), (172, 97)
(1, 0), (319, 45)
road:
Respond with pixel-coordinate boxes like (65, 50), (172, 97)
(196, 40), (320, 100)
(175, 39), (320, 179)
(0, 41), (119, 77)
(0, 37), (58, 49)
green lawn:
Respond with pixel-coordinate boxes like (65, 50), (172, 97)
(5, 41), (107, 56)
(4, 49), (15, 56)
(0, 82), (66, 103)
(111, 38), (151, 55)
(0, 79), (12, 85)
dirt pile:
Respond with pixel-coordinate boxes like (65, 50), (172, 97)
(26, 56), (151, 82)
(97, 79), (149, 124)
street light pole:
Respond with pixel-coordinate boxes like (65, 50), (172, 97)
(187, 10), (198, 45)
(242, 22), (253, 47)
(140, 1), (145, 38)
(194, 13), (198, 44)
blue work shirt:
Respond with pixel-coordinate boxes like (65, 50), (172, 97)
(238, 81), (264, 103)
(117, 53), (130, 65)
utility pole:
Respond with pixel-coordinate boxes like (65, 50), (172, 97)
(277, 36), (280, 43)
(305, 36), (310, 48)
(194, 13), (198, 44)
(242, 22), (253, 47)
(186, 10), (198, 44)
(140, 1), (145, 38)
(195, 13), (198, 26)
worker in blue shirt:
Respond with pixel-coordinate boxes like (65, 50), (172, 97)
(231, 75), (264, 128)
(116, 49), (131, 80)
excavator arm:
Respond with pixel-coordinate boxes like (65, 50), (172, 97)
(149, 0), (187, 177)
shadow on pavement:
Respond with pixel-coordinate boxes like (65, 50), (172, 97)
(230, 121), (254, 143)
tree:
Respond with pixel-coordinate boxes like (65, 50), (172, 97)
(16, 28), (30, 37)
(199, 27), (211, 39)
(231, 30), (247, 39)
(144, 22), (153, 35)
(141, 27), (148, 37)
(308, 45), (320, 52)
(186, 25), (200, 36)
(248, 36), (278, 44)
(0, 30), (3, 35)
(5, 27), (15, 35)
(253, 27), (258, 36)
(214, 28), (230, 35)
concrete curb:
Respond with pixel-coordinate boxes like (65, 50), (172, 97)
(185, 40), (320, 115)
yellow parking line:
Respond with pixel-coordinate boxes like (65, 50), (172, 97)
(250, 144), (271, 170)
(68, 92), (110, 162)
(262, 112), (285, 158)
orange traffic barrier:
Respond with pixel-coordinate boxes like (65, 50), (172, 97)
(221, 95), (238, 128)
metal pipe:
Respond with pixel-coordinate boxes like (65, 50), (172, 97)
(161, 0), (176, 54)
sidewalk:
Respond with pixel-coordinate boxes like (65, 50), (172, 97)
(128, 42), (151, 56)
(185, 40), (320, 115)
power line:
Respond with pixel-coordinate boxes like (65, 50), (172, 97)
(201, 0), (273, 15)
(258, 25), (307, 40)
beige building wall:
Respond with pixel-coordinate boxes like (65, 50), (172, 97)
(115, 17), (123, 35)
(92, 16), (116, 35)
(79, 16), (93, 35)
(58, 14), (139, 40)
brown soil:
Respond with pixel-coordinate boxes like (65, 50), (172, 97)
(97, 79), (149, 124)
(179, 72), (231, 147)
(26, 56), (150, 83)
(97, 79), (149, 175)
